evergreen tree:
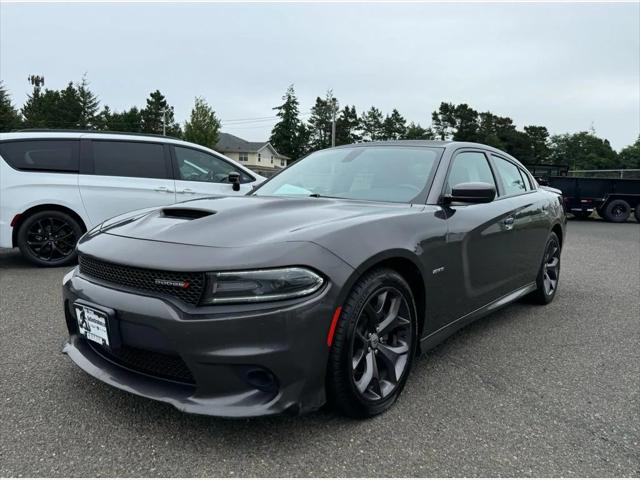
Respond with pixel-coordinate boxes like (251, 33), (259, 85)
(141, 90), (181, 136)
(101, 106), (143, 132)
(22, 86), (61, 128)
(403, 122), (434, 140)
(618, 136), (640, 169)
(0, 82), (22, 132)
(382, 109), (407, 140)
(76, 74), (100, 129)
(523, 125), (551, 163)
(431, 102), (479, 141)
(269, 85), (308, 161)
(335, 105), (361, 145)
(361, 106), (384, 141)
(307, 91), (338, 151)
(183, 97), (221, 149)
(549, 131), (618, 170)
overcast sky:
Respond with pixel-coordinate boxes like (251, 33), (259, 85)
(1, 2), (638, 149)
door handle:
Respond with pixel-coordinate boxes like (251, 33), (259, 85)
(503, 216), (515, 230)
(154, 186), (174, 193)
(177, 188), (195, 194)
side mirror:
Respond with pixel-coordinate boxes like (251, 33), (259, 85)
(446, 182), (496, 204)
(228, 171), (241, 191)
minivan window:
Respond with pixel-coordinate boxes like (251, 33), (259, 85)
(0, 140), (79, 172)
(492, 156), (527, 196)
(92, 141), (167, 179)
(174, 146), (253, 183)
(446, 151), (496, 194)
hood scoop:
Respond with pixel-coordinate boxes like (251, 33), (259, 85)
(161, 207), (216, 220)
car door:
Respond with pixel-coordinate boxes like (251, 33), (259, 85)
(79, 139), (176, 225)
(171, 145), (257, 201)
(438, 149), (521, 325)
(490, 154), (549, 285)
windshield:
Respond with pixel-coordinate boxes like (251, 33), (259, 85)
(253, 146), (441, 203)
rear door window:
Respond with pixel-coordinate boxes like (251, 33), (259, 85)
(173, 146), (254, 183)
(0, 140), (79, 172)
(92, 141), (168, 179)
(492, 155), (527, 196)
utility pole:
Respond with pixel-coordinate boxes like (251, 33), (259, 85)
(329, 90), (337, 148)
(162, 108), (167, 136)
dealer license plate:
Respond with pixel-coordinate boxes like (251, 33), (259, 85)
(74, 304), (110, 347)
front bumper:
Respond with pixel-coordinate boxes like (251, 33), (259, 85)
(62, 257), (349, 417)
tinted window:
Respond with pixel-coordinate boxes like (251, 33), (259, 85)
(254, 146), (439, 203)
(492, 156), (527, 196)
(93, 141), (167, 179)
(174, 146), (252, 183)
(446, 151), (495, 194)
(520, 168), (534, 190)
(0, 140), (79, 172)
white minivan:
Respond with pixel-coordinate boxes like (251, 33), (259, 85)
(0, 131), (265, 267)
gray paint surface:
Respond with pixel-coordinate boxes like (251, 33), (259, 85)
(0, 220), (638, 475)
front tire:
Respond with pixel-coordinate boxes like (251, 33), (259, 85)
(16, 210), (83, 267)
(528, 232), (561, 305)
(327, 268), (417, 418)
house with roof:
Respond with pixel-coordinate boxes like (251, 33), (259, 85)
(215, 133), (289, 177)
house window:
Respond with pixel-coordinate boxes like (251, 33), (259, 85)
(258, 153), (261, 162)
(280, 159), (285, 166)
(271, 155), (274, 164)
(239, 152), (248, 162)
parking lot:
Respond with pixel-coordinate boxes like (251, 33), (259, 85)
(0, 220), (638, 477)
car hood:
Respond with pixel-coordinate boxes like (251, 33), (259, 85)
(100, 195), (420, 248)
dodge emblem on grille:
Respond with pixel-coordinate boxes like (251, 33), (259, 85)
(154, 278), (190, 289)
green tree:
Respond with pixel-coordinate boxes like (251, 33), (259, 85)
(307, 90), (338, 150)
(549, 131), (618, 170)
(361, 106), (384, 141)
(0, 82), (22, 131)
(141, 90), (181, 136)
(523, 125), (551, 163)
(431, 102), (479, 142)
(22, 86), (61, 128)
(76, 75), (100, 129)
(270, 85), (309, 161)
(617, 136), (640, 169)
(98, 105), (143, 132)
(335, 105), (361, 145)
(382, 109), (407, 140)
(403, 122), (434, 140)
(183, 97), (221, 149)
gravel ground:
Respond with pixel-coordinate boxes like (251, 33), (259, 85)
(1, 219), (638, 477)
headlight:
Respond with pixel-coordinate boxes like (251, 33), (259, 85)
(202, 267), (324, 304)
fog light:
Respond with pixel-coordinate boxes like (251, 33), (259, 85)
(245, 368), (278, 393)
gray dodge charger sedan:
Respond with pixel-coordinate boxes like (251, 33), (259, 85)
(62, 141), (566, 418)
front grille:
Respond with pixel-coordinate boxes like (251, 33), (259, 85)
(89, 342), (196, 385)
(79, 255), (205, 305)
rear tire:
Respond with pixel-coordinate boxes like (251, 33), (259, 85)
(528, 232), (561, 305)
(603, 200), (631, 223)
(327, 268), (417, 418)
(17, 210), (83, 267)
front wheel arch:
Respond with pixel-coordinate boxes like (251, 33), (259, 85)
(12, 204), (87, 248)
(338, 251), (427, 341)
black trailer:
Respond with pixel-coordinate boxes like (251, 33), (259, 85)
(545, 176), (640, 222)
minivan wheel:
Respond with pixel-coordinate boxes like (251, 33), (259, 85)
(327, 268), (417, 418)
(528, 232), (561, 305)
(17, 210), (83, 267)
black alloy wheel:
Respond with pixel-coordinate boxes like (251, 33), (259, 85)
(351, 287), (412, 401)
(327, 268), (417, 418)
(17, 210), (83, 267)
(529, 232), (561, 304)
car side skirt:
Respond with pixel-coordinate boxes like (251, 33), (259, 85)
(419, 282), (537, 352)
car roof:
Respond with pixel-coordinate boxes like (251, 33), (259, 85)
(0, 130), (266, 180)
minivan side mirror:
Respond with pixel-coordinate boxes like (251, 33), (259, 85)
(445, 182), (496, 204)
(228, 171), (241, 191)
